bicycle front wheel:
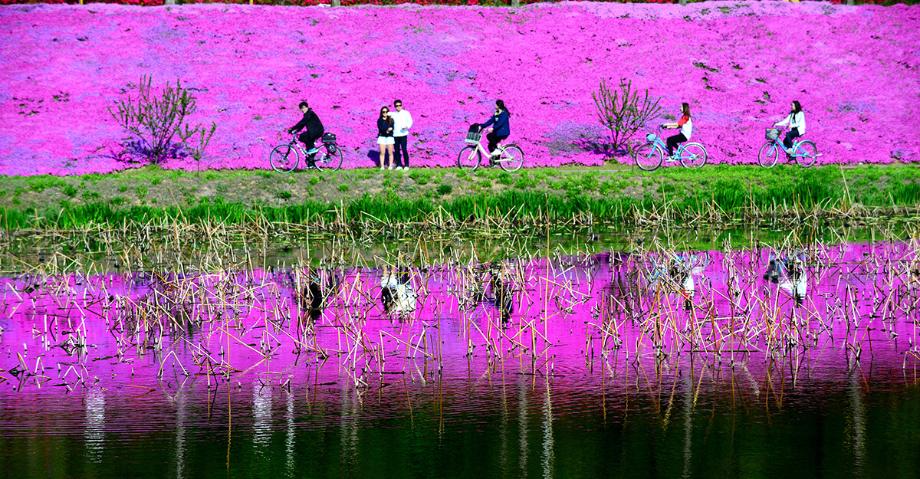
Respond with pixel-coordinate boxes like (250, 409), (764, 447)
(270, 144), (300, 172)
(457, 145), (481, 171)
(679, 143), (708, 168)
(757, 142), (778, 168)
(796, 141), (818, 168)
(498, 145), (524, 172)
(320, 145), (344, 171)
(634, 143), (663, 171)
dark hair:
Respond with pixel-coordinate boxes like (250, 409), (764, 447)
(298, 101), (308, 109)
(791, 100), (802, 114)
(394, 99), (403, 105)
(496, 99), (511, 116)
(681, 102), (691, 117)
(380, 105), (389, 117)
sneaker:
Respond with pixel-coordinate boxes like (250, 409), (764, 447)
(395, 166), (403, 171)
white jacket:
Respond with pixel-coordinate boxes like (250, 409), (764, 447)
(390, 110), (413, 137)
(776, 111), (806, 135)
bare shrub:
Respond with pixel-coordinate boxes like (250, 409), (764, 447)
(110, 75), (216, 165)
(592, 78), (662, 154)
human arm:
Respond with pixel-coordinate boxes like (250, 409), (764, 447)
(404, 111), (413, 132)
(774, 114), (790, 128)
(288, 114), (308, 134)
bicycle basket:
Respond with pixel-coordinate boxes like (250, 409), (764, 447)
(646, 133), (656, 142)
(465, 130), (482, 145)
(765, 128), (779, 140)
(321, 132), (337, 144)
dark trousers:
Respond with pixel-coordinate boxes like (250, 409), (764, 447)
(487, 132), (508, 155)
(666, 133), (687, 156)
(394, 135), (409, 167)
(782, 128), (801, 150)
(299, 129), (323, 166)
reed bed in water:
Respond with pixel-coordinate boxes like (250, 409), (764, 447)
(1, 224), (918, 397)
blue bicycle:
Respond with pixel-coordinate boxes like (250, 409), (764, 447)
(758, 127), (819, 168)
(633, 125), (708, 171)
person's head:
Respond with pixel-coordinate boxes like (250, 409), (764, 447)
(298, 101), (309, 112)
(681, 102), (691, 117)
(394, 99), (403, 111)
(380, 105), (390, 118)
(496, 99), (510, 115)
(791, 100), (802, 114)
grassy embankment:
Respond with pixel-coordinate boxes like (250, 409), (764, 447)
(0, 164), (917, 230)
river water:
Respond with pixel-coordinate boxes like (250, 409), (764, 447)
(1, 239), (918, 478)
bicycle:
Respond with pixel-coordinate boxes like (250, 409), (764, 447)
(269, 132), (343, 172)
(758, 127), (819, 168)
(633, 125), (708, 171)
(456, 126), (524, 172)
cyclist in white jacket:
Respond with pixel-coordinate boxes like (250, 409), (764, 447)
(774, 100), (806, 154)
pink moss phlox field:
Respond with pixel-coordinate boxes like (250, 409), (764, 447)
(0, 3), (918, 175)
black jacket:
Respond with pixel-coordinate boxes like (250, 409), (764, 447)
(289, 109), (324, 134)
(377, 117), (394, 137)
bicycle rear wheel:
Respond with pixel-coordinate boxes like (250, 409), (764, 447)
(270, 144), (300, 172)
(320, 144), (344, 171)
(796, 141), (818, 168)
(679, 143), (708, 168)
(457, 145), (481, 171)
(634, 143), (663, 171)
(497, 145), (524, 172)
(757, 142), (779, 168)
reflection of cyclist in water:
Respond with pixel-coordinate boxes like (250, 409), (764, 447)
(764, 250), (808, 306)
(381, 265), (417, 317)
(488, 262), (514, 324)
(298, 267), (340, 322)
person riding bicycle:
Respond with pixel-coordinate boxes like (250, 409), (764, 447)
(287, 101), (325, 169)
(662, 103), (692, 159)
(479, 100), (511, 158)
(774, 100), (806, 158)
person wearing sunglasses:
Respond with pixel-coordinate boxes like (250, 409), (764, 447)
(390, 99), (413, 170)
(377, 106), (395, 170)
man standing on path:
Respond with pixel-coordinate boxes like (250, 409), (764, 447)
(391, 99), (413, 170)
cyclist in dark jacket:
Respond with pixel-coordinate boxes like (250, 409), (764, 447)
(287, 101), (325, 168)
(480, 100), (511, 157)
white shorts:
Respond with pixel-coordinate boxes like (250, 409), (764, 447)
(377, 136), (395, 145)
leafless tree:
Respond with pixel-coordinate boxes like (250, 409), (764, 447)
(592, 78), (662, 154)
(110, 75), (216, 165)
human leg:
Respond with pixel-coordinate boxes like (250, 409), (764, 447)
(394, 136), (408, 168)
(302, 130), (322, 168)
(377, 140), (387, 169)
(666, 133), (687, 157)
(782, 128), (800, 150)
(385, 144), (395, 169)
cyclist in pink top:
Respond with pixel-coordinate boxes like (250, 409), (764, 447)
(662, 102), (693, 158)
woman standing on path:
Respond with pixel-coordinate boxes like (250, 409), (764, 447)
(377, 106), (395, 170)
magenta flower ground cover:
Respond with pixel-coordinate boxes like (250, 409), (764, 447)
(0, 2), (918, 175)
